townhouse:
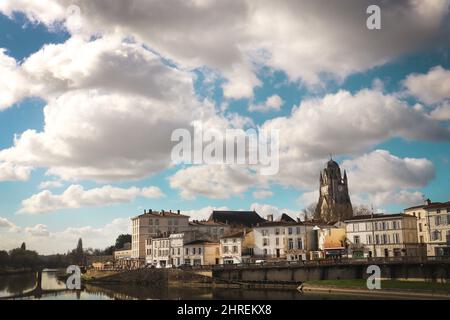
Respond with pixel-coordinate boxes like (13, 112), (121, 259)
(219, 230), (254, 264)
(183, 240), (220, 266)
(345, 214), (423, 258)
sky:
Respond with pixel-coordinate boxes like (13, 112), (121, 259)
(0, 0), (449, 254)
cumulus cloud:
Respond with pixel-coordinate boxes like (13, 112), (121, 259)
(404, 66), (450, 105)
(342, 150), (435, 194)
(25, 224), (50, 237)
(0, 216), (20, 232)
(430, 102), (450, 121)
(0, 162), (32, 181)
(249, 95), (283, 112)
(181, 206), (229, 221)
(0, 36), (234, 182)
(1, 0), (448, 99)
(169, 165), (264, 199)
(19, 184), (165, 214)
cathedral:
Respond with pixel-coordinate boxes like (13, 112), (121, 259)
(314, 158), (353, 223)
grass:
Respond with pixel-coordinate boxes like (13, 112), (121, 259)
(306, 279), (450, 293)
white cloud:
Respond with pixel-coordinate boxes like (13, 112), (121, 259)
(19, 184), (165, 214)
(39, 180), (64, 189)
(430, 102), (450, 121)
(0, 216), (20, 232)
(249, 94), (283, 112)
(370, 190), (424, 207)
(404, 66), (450, 104)
(1, 1), (448, 99)
(25, 224), (50, 237)
(169, 165), (263, 199)
(262, 89), (448, 189)
(252, 189), (273, 199)
(0, 36), (233, 182)
(0, 162), (31, 181)
(342, 150), (435, 194)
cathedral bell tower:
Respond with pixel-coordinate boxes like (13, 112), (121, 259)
(314, 158), (353, 223)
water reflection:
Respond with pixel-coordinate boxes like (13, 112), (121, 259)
(0, 271), (400, 300)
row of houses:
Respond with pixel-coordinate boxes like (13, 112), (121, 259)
(113, 199), (450, 268)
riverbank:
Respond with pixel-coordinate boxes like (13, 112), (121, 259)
(304, 279), (450, 299)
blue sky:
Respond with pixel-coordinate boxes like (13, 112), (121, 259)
(0, 1), (449, 253)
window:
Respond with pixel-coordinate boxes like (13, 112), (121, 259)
(437, 209), (441, 214)
(366, 235), (372, 244)
(232, 246), (238, 253)
(375, 234), (380, 244)
(193, 248), (196, 254)
(276, 238), (279, 246)
(436, 216), (441, 226)
(288, 239), (294, 250)
(288, 228), (293, 235)
(354, 223), (359, 232)
(263, 238), (269, 246)
(419, 223), (423, 232)
(382, 234), (388, 244)
(382, 222), (386, 230)
(198, 248), (202, 255)
(149, 219), (153, 225)
(185, 248), (189, 255)
(155, 219), (159, 225)
(392, 221), (398, 229)
(297, 238), (303, 249)
(224, 246), (229, 253)
(353, 235), (360, 244)
(419, 235), (424, 243)
(275, 228), (280, 235)
(262, 230), (268, 236)
(432, 230), (441, 241)
(263, 249), (268, 255)
(447, 215), (450, 225)
(296, 227), (301, 234)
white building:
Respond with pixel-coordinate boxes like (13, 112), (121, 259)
(345, 214), (423, 258)
(131, 209), (190, 262)
(253, 217), (315, 261)
(219, 230), (254, 264)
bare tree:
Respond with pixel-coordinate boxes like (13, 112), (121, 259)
(301, 203), (317, 221)
(353, 204), (372, 216)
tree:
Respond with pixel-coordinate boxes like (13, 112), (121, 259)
(301, 203), (317, 221)
(74, 238), (86, 266)
(0, 250), (9, 267)
(20, 242), (26, 250)
(353, 204), (372, 216)
(115, 234), (132, 249)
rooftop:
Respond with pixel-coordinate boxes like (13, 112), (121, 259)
(345, 213), (410, 222)
(189, 220), (228, 226)
(208, 210), (266, 228)
(132, 209), (190, 219)
(220, 230), (251, 239)
(404, 200), (450, 211)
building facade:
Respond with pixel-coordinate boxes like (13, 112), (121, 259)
(188, 220), (231, 241)
(183, 240), (220, 266)
(131, 209), (190, 261)
(253, 217), (315, 261)
(405, 200), (450, 256)
(219, 230), (254, 264)
(315, 159), (353, 223)
(345, 214), (423, 258)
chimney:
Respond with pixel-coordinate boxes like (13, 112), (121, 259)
(177, 210), (180, 215)
(267, 214), (273, 222)
(425, 198), (431, 206)
(144, 209), (147, 214)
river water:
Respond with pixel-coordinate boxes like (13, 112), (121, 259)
(0, 270), (395, 300)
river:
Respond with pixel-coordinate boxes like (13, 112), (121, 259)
(0, 270), (398, 300)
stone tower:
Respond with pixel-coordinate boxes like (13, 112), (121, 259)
(314, 159), (353, 223)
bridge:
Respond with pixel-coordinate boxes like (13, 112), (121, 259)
(0, 269), (76, 300)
